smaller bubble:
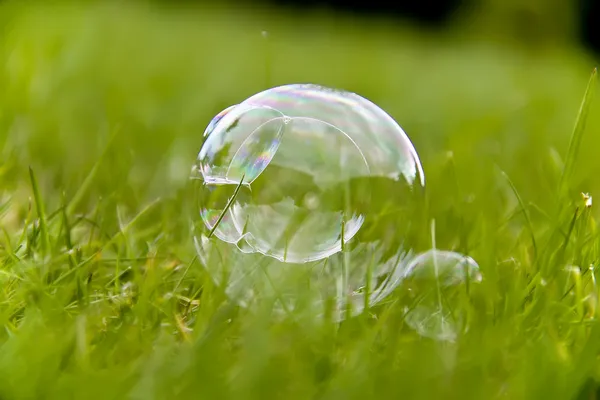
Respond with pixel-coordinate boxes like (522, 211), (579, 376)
(401, 250), (481, 342)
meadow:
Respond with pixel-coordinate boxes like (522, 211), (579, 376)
(0, 1), (599, 398)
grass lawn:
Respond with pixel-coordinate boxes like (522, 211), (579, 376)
(1, 1), (600, 399)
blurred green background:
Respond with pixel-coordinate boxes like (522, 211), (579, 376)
(0, 0), (598, 226)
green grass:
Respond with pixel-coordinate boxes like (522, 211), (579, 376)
(1, 1), (600, 399)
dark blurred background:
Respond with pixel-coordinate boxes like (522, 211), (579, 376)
(236, 0), (600, 53)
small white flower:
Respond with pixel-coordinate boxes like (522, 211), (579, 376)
(582, 192), (592, 208)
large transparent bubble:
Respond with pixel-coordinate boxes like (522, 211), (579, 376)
(192, 84), (425, 319)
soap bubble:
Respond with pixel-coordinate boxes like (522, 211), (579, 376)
(401, 250), (482, 341)
(192, 84), (425, 318)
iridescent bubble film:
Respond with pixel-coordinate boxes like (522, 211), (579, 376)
(192, 84), (425, 318)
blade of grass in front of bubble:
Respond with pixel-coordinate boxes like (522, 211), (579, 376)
(208, 174), (245, 239)
(430, 220), (445, 327)
(430, 224), (460, 337)
(340, 143), (353, 317)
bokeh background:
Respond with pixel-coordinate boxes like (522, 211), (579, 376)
(0, 0), (599, 251)
(267, 0), (600, 52)
(169, 0), (600, 51)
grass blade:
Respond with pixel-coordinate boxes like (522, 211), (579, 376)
(208, 174), (245, 239)
(559, 68), (598, 193)
(500, 169), (538, 258)
(29, 167), (50, 255)
(61, 192), (76, 268)
(61, 192), (73, 251)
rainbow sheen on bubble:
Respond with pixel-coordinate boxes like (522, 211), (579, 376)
(203, 105), (237, 138)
